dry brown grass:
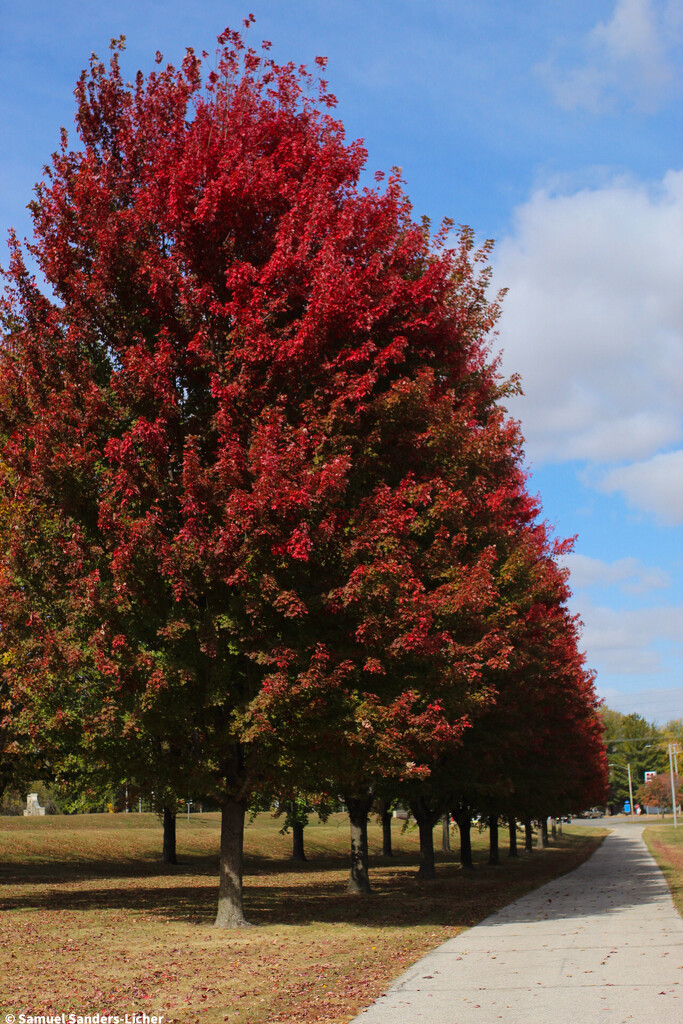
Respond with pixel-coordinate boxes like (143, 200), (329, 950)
(1, 812), (604, 1024)
(643, 823), (683, 918)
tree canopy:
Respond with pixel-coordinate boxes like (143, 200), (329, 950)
(0, 23), (607, 923)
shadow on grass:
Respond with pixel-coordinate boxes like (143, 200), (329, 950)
(0, 850), (390, 884)
(0, 840), (604, 930)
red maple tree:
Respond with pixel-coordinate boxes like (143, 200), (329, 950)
(0, 23), (589, 921)
(636, 773), (681, 814)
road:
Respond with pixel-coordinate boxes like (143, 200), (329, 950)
(350, 821), (683, 1024)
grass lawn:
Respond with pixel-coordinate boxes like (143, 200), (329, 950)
(643, 822), (683, 918)
(1, 812), (605, 1024)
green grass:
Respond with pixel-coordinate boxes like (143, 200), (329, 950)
(1, 812), (605, 1024)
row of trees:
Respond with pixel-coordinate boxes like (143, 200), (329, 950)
(0, 25), (607, 926)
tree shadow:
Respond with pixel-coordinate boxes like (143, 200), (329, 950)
(0, 849), (416, 885)
(482, 830), (675, 927)
(0, 840), (608, 930)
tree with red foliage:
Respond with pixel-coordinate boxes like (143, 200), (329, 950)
(0, 23), (536, 923)
(446, 523), (607, 843)
(636, 773), (681, 814)
(263, 347), (542, 891)
(365, 468), (545, 880)
(504, 534), (608, 824)
(386, 509), (607, 877)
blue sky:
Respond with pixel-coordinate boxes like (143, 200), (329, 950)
(2, 1), (682, 723)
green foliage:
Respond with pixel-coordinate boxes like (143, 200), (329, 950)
(0, 780), (61, 815)
(602, 708), (668, 810)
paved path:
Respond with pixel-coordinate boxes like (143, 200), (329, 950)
(351, 822), (683, 1024)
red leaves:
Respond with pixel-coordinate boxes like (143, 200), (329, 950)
(0, 20), (606, 847)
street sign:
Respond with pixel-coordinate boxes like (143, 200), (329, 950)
(645, 771), (656, 783)
(624, 801), (631, 813)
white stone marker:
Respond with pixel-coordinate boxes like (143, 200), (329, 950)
(23, 792), (46, 816)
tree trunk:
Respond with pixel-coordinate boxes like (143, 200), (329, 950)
(214, 797), (250, 927)
(488, 814), (500, 865)
(524, 817), (533, 852)
(410, 798), (437, 879)
(441, 814), (451, 852)
(347, 795), (373, 893)
(291, 820), (307, 862)
(508, 816), (518, 858)
(453, 806), (474, 870)
(162, 807), (177, 864)
(381, 804), (393, 857)
(557, 817), (563, 835)
(537, 816), (549, 849)
(551, 817), (557, 840)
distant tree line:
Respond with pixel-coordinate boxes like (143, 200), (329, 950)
(602, 708), (682, 814)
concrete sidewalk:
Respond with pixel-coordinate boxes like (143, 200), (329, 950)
(350, 823), (683, 1024)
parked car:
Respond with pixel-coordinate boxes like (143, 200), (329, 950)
(583, 807), (604, 818)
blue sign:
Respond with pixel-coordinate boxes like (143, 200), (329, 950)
(624, 801), (631, 813)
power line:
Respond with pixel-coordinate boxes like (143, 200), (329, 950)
(604, 737), (669, 745)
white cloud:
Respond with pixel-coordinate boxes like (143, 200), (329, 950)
(561, 553), (671, 593)
(494, 170), (683, 468)
(577, 602), (683, 676)
(596, 685), (683, 721)
(598, 450), (683, 524)
(541, 0), (683, 113)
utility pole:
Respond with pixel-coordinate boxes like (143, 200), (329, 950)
(669, 744), (679, 828)
(608, 762), (635, 818)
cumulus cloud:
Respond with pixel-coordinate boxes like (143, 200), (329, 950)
(577, 601), (683, 676)
(598, 450), (683, 523)
(540, 0), (683, 113)
(561, 553), (671, 593)
(564, 561), (681, 708)
(596, 685), (683, 720)
(494, 169), (683, 473)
